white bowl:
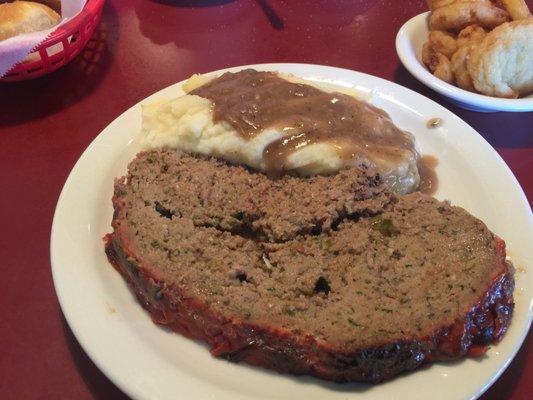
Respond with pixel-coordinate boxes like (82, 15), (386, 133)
(396, 12), (533, 112)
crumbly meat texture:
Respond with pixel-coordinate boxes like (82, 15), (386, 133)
(123, 149), (388, 242)
(105, 149), (514, 383)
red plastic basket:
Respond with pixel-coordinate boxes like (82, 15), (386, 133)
(1, 0), (105, 82)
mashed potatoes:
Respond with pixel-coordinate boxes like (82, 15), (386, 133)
(142, 94), (351, 176)
(141, 72), (420, 193)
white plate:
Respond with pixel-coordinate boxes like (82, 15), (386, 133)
(51, 63), (533, 400)
(396, 12), (533, 112)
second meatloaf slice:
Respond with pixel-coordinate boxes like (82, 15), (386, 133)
(105, 149), (514, 383)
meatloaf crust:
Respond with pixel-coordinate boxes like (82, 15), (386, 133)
(104, 149), (514, 383)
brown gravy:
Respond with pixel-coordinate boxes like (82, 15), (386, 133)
(418, 155), (439, 195)
(191, 69), (417, 172)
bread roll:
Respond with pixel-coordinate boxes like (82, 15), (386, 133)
(0, 1), (60, 41)
(33, 0), (61, 14)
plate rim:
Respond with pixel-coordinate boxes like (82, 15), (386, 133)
(51, 62), (533, 400)
(395, 12), (533, 112)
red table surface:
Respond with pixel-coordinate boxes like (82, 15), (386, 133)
(0, 1), (531, 399)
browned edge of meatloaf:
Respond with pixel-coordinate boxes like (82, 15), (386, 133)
(104, 221), (514, 384)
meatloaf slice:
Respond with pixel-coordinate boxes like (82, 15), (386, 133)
(105, 150), (514, 383)
(123, 149), (388, 242)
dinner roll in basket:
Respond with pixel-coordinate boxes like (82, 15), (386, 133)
(0, 1), (60, 41)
